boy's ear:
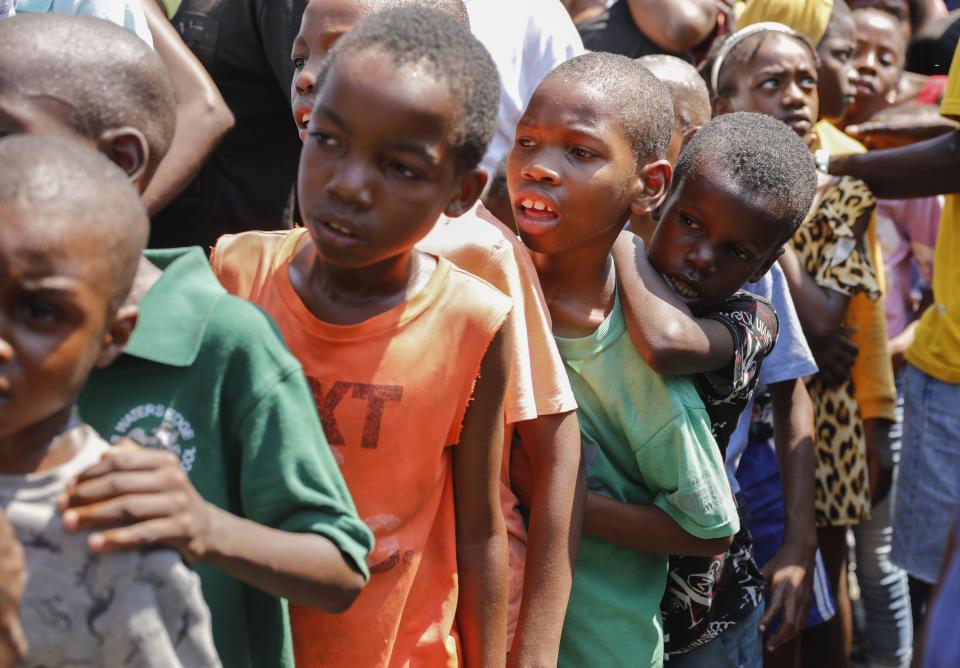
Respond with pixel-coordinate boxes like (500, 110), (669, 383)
(680, 125), (701, 151)
(748, 246), (785, 283)
(97, 127), (150, 193)
(95, 304), (139, 369)
(629, 160), (672, 218)
(444, 168), (488, 218)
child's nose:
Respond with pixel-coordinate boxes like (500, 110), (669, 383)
(523, 161), (561, 185)
(326, 161), (373, 208)
(295, 70), (315, 96)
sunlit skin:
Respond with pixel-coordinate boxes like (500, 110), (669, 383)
(293, 47), (482, 325)
(0, 205), (134, 475)
(290, 0), (377, 142)
(507, 76), (644, 257)
(845, 9), (906, 125)
(647, 165), (785, 315)
(849, 0), (913, 39)
(816, 10), (858, 123)
(0, 93), (95, 144)
(717, 33), (821, 147)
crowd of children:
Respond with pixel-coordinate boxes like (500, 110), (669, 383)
(0, 0), (959, 667)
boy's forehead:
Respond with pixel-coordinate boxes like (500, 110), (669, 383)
(0, 207), (107, 281)
(526, 76), (620, 129)
(318, 49), (461, 137)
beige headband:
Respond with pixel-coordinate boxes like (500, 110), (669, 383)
(710, 22), (809, 95)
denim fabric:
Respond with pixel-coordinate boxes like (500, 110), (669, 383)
(665, 602), (764, 668)
(892, 364), (960, 583)
(854, 371), (913, 668)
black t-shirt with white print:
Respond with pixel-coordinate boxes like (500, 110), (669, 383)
(661, 291), (779, 656)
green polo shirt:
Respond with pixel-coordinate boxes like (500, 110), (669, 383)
(78, 247), (373, 668)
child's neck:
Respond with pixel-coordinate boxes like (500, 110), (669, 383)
(0, 406), (83, 475)
(290, 236), (437, 326)
(533, 226), (620, 339)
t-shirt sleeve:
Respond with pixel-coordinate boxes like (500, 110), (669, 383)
(700, 293), (779, 404)
(634, 409), (739, 540)
(758, 264), (818, 386)
(234, 362), (375, 579)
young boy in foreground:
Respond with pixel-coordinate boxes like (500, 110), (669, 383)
(634, 112), (819, 665)
(0, 135), (219, 666)
(288, 1), (583, 662)
(506, 51), (739, 666)
(215, 8), (511, 667)
(0, 16), (375, 668)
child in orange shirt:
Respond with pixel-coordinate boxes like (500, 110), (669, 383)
(288, 2), (583, 665)
(213, 8), (511, 667)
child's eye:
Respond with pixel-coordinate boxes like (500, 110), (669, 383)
(292, 56), (306, 70)
(570, 146), (596, 160)
(731, 246), (754, 261)
(19, 299), (62, 325)
(760, 78), (780, 90)
(801, 75), (817, 88)
(309, 131), (340, 148)
(386, 161), (421, 180)
(680, 215), (702, 231)
(516, 136), (536, 149)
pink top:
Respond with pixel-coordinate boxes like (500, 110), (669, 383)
(875, 197), (942, 337)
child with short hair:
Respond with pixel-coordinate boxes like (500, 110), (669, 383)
(215, 8), (512, 666)
(288, 2), (583, 664)
(712, 19), (897, 665)
(616, 112), (819, 666)
(0, 15), (375, 668)
(0, 135), (219, 667)
(505, 51), (741, 666)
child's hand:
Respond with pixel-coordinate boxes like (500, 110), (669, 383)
(811, 325), (859, 387)
(58, 441), (215, 563)
(758, 540), (815, 651)
(0, 510), (27, 668)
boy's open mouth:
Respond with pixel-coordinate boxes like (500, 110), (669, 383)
(295, 106), (312, 141)
(664, 273), (700, 300)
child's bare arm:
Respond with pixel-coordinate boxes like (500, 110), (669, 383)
(760, 378), (817, 649)
(509, 411), (584, 668)
(59, 445), (366, 612)
(142, 0), (234, 215)
(777, 245), (853, 346)
(454, 327), (510, 668)
(612, 231), (734, 375)
(584, 493), (733, 557)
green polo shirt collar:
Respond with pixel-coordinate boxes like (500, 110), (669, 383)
(125, 247), (224, 368)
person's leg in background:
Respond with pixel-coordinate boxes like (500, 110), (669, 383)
(891, 364), (960, 638)
(854, 372), (913, 668)
(803, 526), (852, 668)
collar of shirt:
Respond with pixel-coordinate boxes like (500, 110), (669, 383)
(124, 247), (225, 368)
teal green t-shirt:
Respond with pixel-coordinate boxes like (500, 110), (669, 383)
(78, 248), (374, 668)
(556, 292), (739, 668)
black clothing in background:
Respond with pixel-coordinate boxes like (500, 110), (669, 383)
(151, 0), (306, 250)
(577, 0), (684, 59)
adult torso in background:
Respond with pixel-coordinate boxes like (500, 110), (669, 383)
(152, 0), (305, 250)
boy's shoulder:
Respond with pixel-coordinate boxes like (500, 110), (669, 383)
(437, 256), (514, 328)
(211, 229), (296, 302)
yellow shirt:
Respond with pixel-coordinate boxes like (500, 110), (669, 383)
(907, 42), (960, 383)
(815, 121), (897, 421)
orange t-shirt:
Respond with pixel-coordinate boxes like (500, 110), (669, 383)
(418, 202), (577, 640)
(212, 228), (512, 668)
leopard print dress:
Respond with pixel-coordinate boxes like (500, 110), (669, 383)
(791, 176), (880, 527)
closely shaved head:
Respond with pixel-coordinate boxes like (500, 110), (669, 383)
(0, 136), (149, 310)
(636, 54), (711, 133)
(545, 52), (674, 163)
(0, 14), (176, 175)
